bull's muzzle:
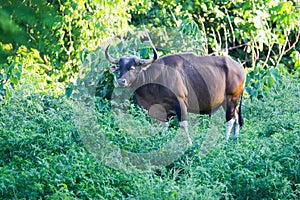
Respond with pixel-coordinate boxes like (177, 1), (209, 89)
(117, 79), (128, 87)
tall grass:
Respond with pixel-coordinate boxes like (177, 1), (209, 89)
(0, 77), (299, 199)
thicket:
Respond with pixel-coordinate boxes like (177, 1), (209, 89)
(0, 0), (299, 98)
(0, 74), (299, 199)
(0, 0), (299, 199)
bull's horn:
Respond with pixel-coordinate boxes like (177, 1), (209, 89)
(136, 47), (158, 66)
(105, 44), (119, 64)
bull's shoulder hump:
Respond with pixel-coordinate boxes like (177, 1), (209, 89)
(154, 53), (190, 68)
(155, 53), (199, 65)
(158, 53), (197, 60)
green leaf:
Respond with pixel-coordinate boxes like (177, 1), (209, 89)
(139, 48), (148, 59)
(65, 87), (73, 98)
(268, 75), (275, 87)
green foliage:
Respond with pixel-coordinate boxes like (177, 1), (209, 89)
(0, 92), (140, 199)
(290, 50), (300, 71)
(0, 45), (66, 100)
(245, 61), (289, 99)
(0, 3), (28, 47)
(0, 1), (300, 199)
(1, 0), (299, 99)
(94, 0), (300, 101)
(0, 72), (299, 199)
(0, 0), (143, 97)
(131, 0), (300, 66)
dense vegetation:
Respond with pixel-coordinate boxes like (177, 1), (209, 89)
(1, 76), (299, 199)
(0, 0), (299, 199)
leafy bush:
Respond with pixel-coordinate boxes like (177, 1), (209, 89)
(131, 0), (300, 68)
(0, 0), (145, 97)
(245, 61), (289, 99)
(0, 1), (299, 199)
(0, 92), (141, 199)
(2, 0), (299, 100)
(1, 73), (298, 199)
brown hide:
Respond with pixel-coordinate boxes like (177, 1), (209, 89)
(128, 53), (246, 122)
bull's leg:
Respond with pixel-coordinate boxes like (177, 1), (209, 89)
(225, 119), (235, 140)
(161, 113), (175, 132)
(162, 121), (169, 131)
(233, 111), (240, 139)
(176, 100), (192, 146)
(179, 121), (192, 146)
(225, 98), (238, 140)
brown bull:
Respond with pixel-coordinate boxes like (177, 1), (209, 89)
(105, 45), (246, 145)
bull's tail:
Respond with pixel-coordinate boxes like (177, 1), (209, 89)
(238, 90), (244, 127)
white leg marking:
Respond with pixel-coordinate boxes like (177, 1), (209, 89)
(225, 119), (235, 140)
(179, 121), (192, 146)
(162, 122), (169, 131)
(233, 115), (240, 139)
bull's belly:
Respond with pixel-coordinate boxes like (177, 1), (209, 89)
(187, 97), (225, 115)
(187, 105), (222, 115)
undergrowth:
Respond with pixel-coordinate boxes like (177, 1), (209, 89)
(0, 77), (299, 199)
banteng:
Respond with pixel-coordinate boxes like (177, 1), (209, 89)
(105, 45), (246, 145)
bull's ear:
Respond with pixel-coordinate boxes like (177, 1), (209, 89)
(109, 66), (119, 73)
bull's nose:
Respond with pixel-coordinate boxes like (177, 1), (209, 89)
(117, 79), (128, 87)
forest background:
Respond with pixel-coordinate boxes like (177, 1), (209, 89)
(0, 0), (299, 199)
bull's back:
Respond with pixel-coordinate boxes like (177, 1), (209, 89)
(156, 54), (245, 114)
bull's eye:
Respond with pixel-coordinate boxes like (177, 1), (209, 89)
(130, 66), (135, 70)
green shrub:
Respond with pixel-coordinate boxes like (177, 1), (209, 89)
(0, 92), (140, 199)
(0, 73), (299, 200)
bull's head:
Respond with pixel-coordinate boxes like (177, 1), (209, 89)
(105, 45), (158, 87)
